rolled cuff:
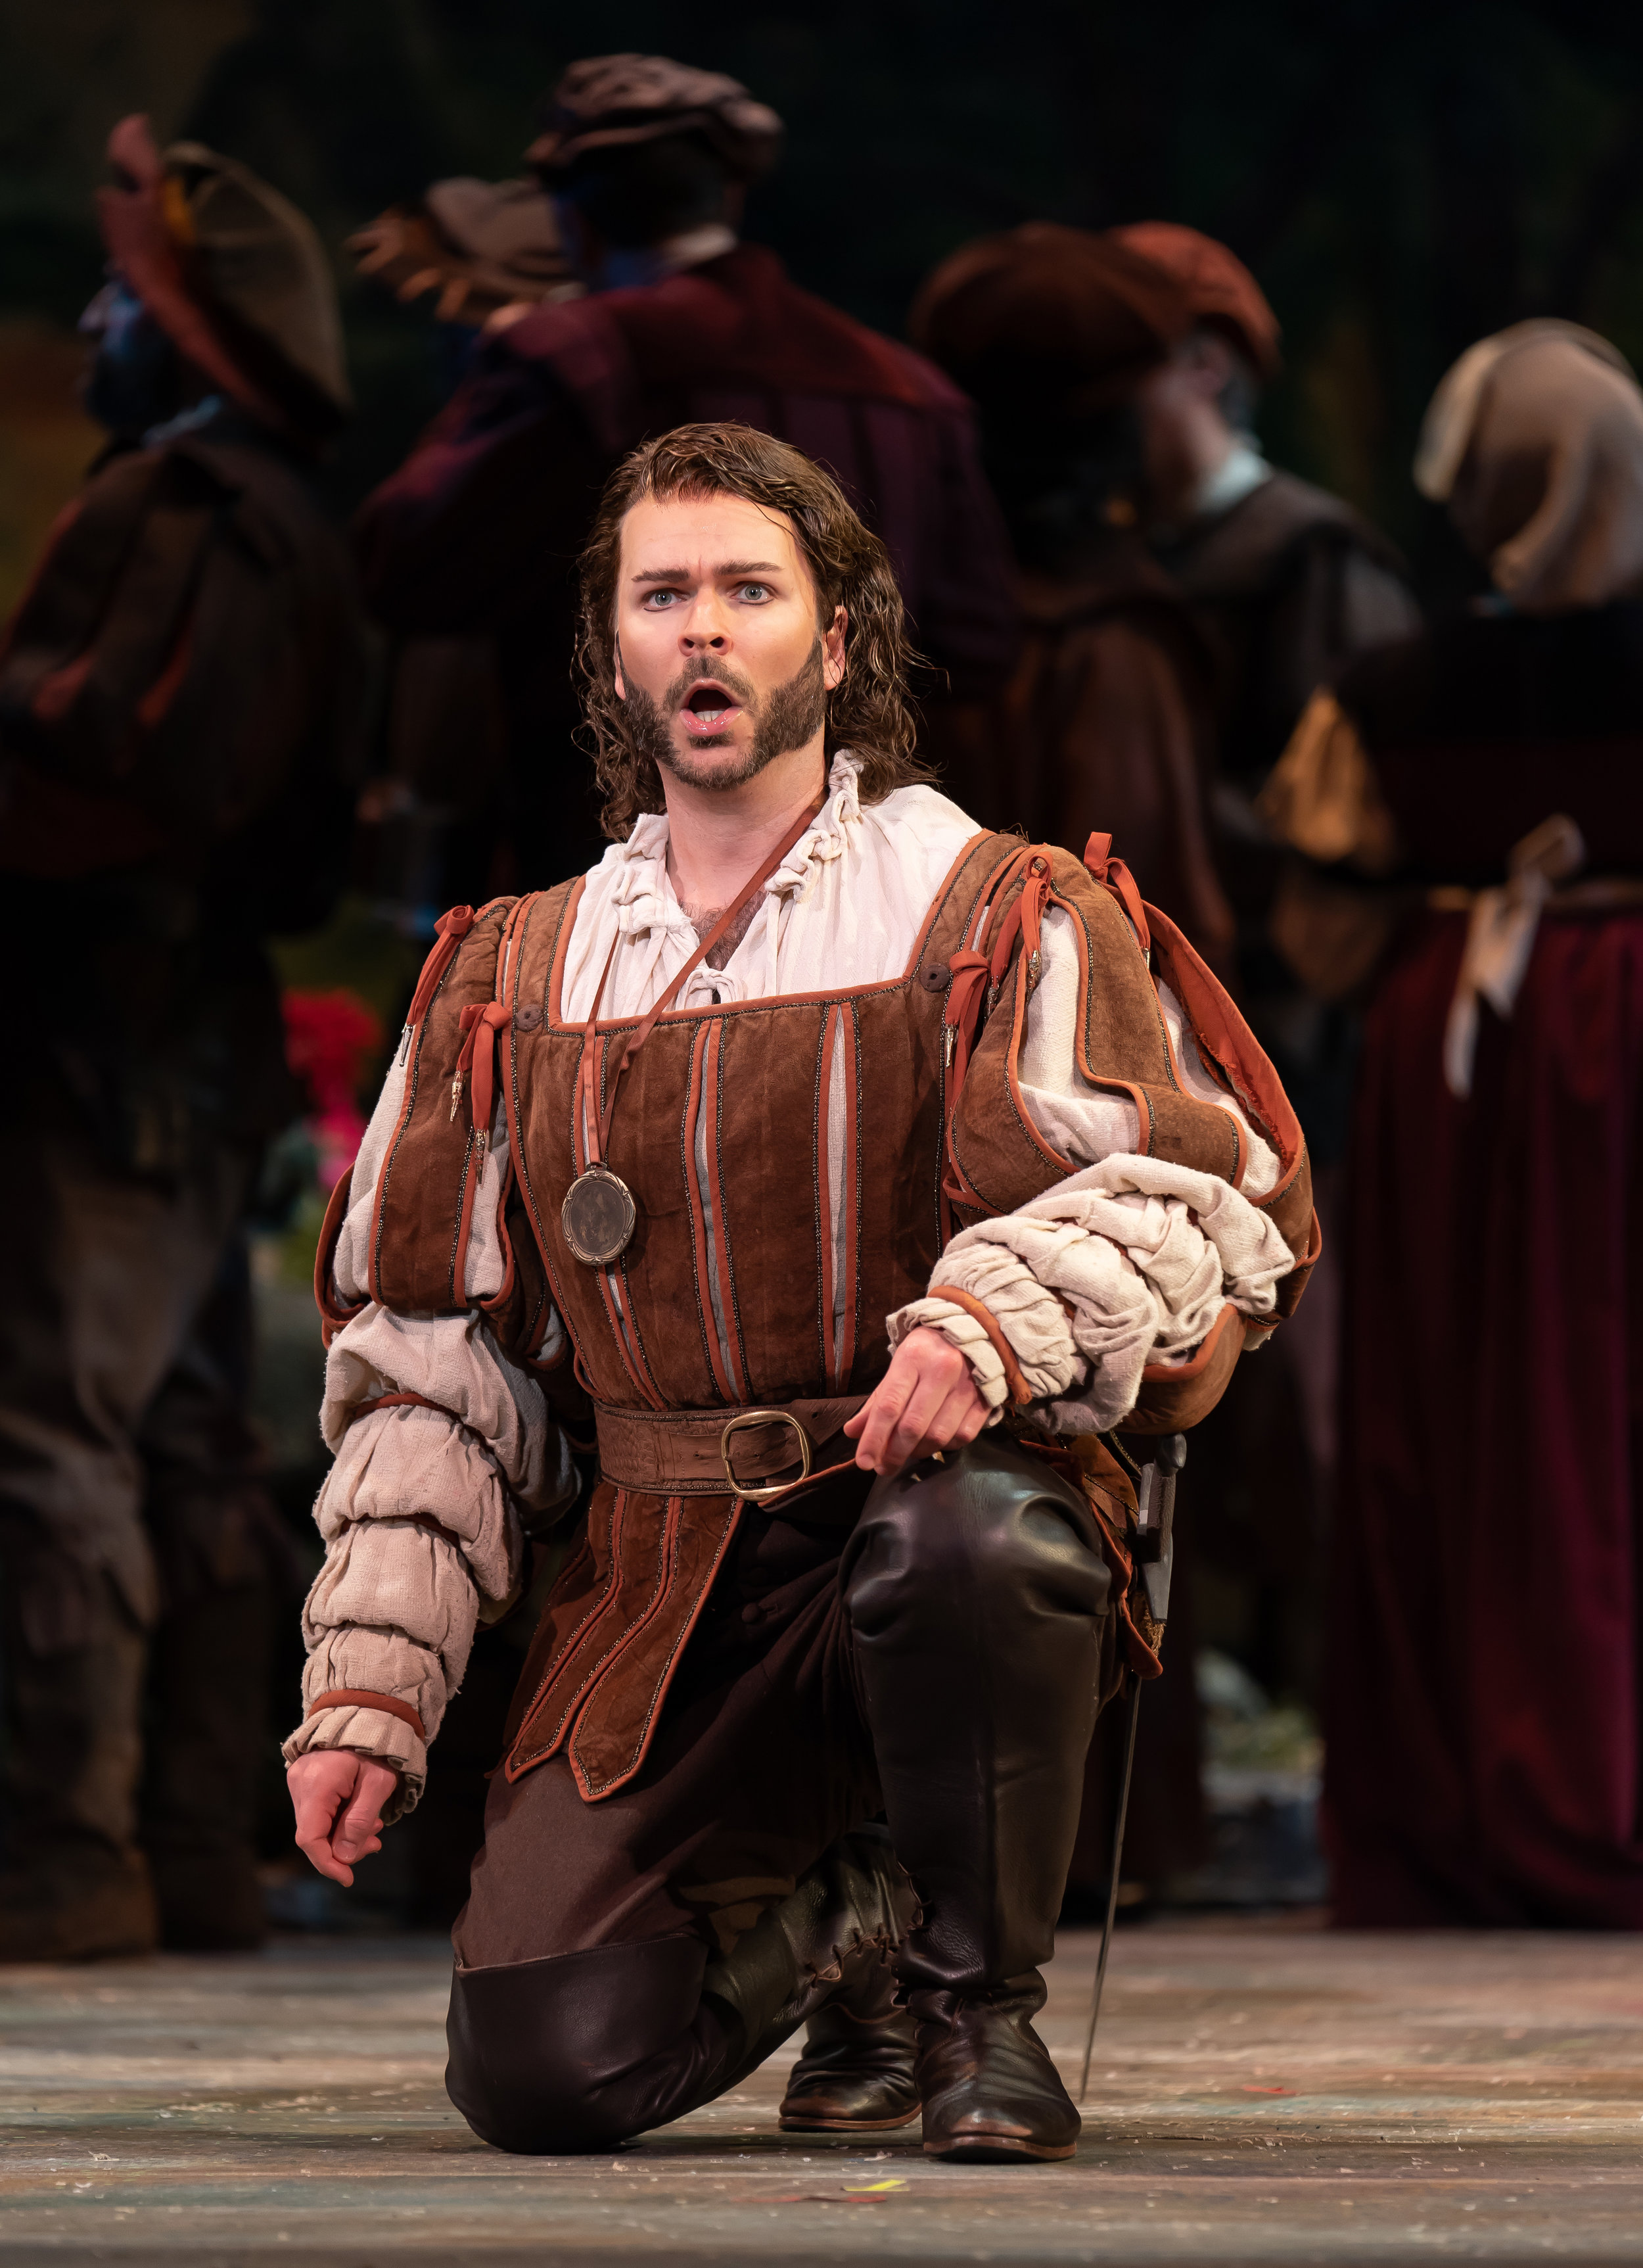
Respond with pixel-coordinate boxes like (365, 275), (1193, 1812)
(281, 1705), (426, 1823)
(885, 1297), (1010, 1415)
(929, 1246), (1088, 1406)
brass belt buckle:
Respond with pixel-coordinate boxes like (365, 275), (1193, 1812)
(720, 1409), (812, 1503)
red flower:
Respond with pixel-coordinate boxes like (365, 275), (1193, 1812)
(281, 988), (384, 1188)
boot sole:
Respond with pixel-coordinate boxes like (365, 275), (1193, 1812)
(927, 2135), (1076, 2162)
(779, 2105), (922, 2133)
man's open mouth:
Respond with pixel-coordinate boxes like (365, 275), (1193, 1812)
(680, 682), (743, 736)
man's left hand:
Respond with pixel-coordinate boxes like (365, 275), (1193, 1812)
(845, 1326), (991, 1475)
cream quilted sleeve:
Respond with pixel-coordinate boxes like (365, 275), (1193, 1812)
(887, 905), (1295, 1434)
(280, 1053), (575, 1818)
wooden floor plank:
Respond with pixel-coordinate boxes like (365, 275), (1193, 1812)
(2, 1917), (1642, 2262)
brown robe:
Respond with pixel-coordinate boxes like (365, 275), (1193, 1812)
(1158, 468), (1420, 791)
(926, 546), (1235, 976)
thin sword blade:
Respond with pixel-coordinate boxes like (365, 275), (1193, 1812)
(1078, 1672), (1144, 2102)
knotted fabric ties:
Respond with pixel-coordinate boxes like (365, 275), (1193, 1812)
(407, 903), (477, 1028)
(453, 999), (513, 1150)
(1083, 830), (1151, 953)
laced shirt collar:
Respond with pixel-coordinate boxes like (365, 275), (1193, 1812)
(605, 751), (866, 941)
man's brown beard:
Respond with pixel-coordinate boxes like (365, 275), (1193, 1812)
(622, 641), (828, 791)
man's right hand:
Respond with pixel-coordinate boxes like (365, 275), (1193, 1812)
(288, 1750), (402, 1887)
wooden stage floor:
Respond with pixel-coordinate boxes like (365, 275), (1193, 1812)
(3, 1915), (1641, 2264)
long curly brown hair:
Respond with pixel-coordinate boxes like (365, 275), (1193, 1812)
(575, 421), (931, 839)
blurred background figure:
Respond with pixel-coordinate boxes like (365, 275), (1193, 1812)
(1119, 222), (1419, 797)
(1263, 320), (1643, 1924)
(345, 172), (581, 928)
(1124, 220), (1419, 1164)
(352, 51), (1019, 891)
(1101, 227), (1422, 1795)
(0, 118), (369, 1959)
(913, 222), (1247, 1910)
(911, 222), (1234, 970)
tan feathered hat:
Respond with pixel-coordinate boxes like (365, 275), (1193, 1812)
(97, 114), (350, 440)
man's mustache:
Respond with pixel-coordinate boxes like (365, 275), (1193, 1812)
(665, 655), (758, 713)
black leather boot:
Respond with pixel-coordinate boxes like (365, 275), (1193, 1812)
(909, 1975), (1077, 2161)
(778, 1961), (920, 2133)
(704, 1824), (919, 2099)
(843, 1436), (1110, 2162)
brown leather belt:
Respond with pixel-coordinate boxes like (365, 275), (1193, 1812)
(593, 1396), (868, 1501)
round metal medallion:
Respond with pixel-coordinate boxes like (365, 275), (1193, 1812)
(561, 1164), (638, 1267)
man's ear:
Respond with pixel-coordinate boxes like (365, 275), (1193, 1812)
(1187, 331), (1236, 400)
(822, 604), (846, 691)
(613, 636), (627, 703)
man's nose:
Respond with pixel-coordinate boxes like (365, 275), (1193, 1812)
(679, 602), (729, 651)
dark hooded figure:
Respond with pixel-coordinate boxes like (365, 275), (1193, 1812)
(1262, 320), (1643, 1925)
(912, 224), (1256, 1902)
(353, 54), (1019, 890)
(1107, 227), (1424, 1768)
(0, 118), (369, 1959)
(910, 222), (1235, 975)
(1116, 222), (1419, 795)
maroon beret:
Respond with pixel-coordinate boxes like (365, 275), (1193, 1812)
(1108, 222), (1282, 380)
(909, 223), (1195, 413)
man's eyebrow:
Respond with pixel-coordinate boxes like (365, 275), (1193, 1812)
(628, 560), (786, 584)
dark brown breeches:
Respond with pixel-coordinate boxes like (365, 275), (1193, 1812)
(454, 1466), (881, 1970)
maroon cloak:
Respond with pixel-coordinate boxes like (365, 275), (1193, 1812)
(355, 243), (1019, 885)
(1325, 600), (1643, 1925)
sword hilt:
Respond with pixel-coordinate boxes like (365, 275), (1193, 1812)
(1130, 1430), (1186, 1623)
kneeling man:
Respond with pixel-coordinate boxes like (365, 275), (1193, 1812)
(285, 422), (1315, 2160)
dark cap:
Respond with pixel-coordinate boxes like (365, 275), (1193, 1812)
(910, 223), (1194, 415)
(98, 114), (349, 438)
(526, 53), (783, 183)
(1107, 223), (1281, 379)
